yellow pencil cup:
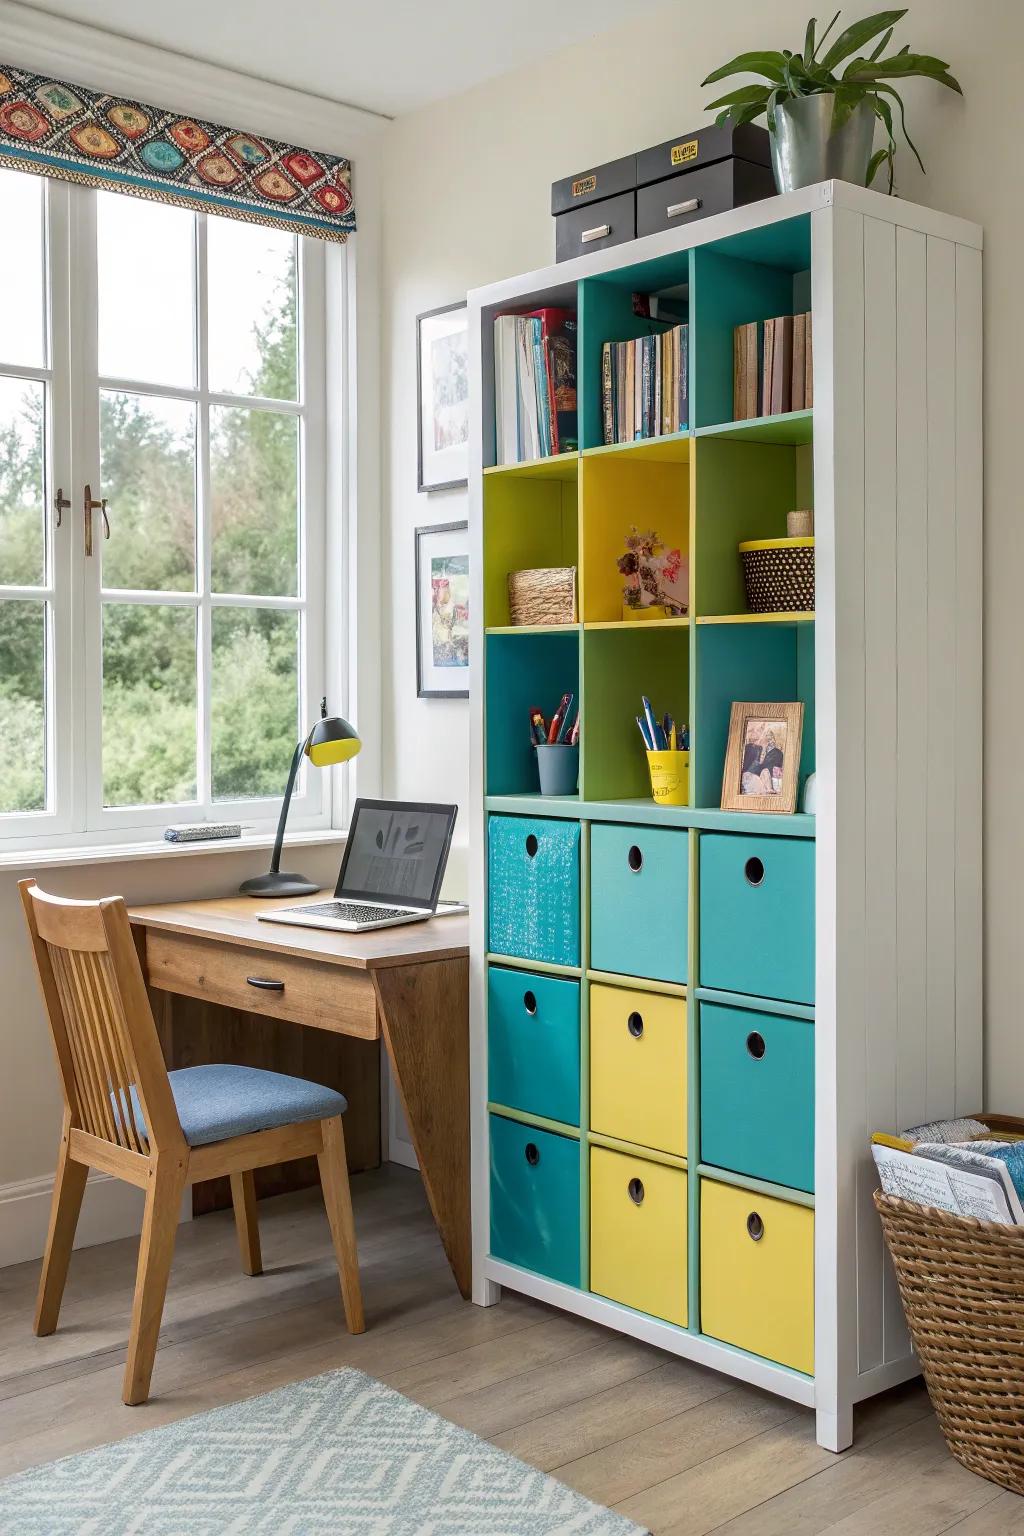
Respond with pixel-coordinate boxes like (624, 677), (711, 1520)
(647, 749), (690, 806)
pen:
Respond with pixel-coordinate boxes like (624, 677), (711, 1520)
(641, 696), (662, 750)
(568, 711), (580, 746)
(548, 692), (572, 744)
(557, 694), (576, 743)
(637, 714), (654, 750)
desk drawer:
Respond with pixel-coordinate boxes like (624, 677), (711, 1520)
(144, 931), (379, 1039)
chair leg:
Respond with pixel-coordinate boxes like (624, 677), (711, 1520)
(317, 1116), (364, 1334)
(230, 1170), (262, 1277)
(123, 1156), (187, 1406)
(34, 1123), (88, 1337)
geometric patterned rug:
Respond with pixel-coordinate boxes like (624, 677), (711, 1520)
(0, 1368), (648, 1534)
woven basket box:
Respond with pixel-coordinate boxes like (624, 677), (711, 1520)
(508, 567), (577, 626)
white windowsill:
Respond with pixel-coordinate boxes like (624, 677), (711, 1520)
(0, 828), (346, 874)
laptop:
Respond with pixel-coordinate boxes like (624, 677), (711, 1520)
(259, 798), (464, 933)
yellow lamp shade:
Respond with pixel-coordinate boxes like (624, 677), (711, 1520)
(305, 713), (361, 768)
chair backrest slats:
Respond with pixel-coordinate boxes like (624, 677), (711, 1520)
(19, 881), (185, 1158)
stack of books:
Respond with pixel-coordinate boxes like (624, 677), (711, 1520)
(494, 308), (577, 464)
(600, 324), (688, 445)
(733, 312), (812, 421)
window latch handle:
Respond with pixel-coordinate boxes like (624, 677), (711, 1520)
(53, 488), (71, 528)
(83, 484), (110, 556)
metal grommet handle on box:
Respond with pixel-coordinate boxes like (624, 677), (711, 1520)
(523, 990), (538, 1017)
(667, 196), (702, 218)
(627, 1011), (644, 1039)
(628, 1177), (645, 1206)
(525, 833), (539, 858)
(744, 855), (765, 887)
(581, 223), (610, 243)
(747, 1211), (765, 1241)
(746, 1031), (766, 1060)
(627, 844), (644, 873)
(525, 1142), (540, 1167)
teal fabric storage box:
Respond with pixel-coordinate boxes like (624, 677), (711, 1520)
(488, 967), (580, 1126)
(699, 833), (814, 1004)
(488, 815), (580, 967)
(590, 823), (688, 983)
(700, 1001), (815, 1192)
(489, 1113), (580, 1285)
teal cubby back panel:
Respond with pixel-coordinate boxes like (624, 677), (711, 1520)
(488, 815), (580, 966)
(590, 823), (688, 983)
(489, 1113), (581, 1285)
(700, 1000), (815, 1192)
(699, 832), (814, 1004)
(488, 966), (581, 1126)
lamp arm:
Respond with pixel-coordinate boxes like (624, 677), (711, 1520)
(268, 726), (315, 875)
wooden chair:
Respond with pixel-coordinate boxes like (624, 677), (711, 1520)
(19, 879), (364, 1406)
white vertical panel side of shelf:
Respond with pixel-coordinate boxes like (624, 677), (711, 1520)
(924, 237), (958, 1123)
(952, 245), (984, 1116)
(859, 214), (899, 1373)
(894, 227), (930, 1132)
(468, 300), (499, 1306)
(812, 202), (862, 1453)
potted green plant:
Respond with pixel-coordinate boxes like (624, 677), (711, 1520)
(702, 9), (962, 194)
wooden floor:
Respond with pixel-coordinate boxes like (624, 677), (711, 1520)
(0, 1165), (1018, 1533)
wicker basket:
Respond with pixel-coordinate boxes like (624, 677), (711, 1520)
(874, 1190), (1024, 1494)
(739, 537), (814, 613)
(507, 567), (577, 626)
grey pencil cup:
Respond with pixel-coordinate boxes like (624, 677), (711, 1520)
(536, 743), (579, 796)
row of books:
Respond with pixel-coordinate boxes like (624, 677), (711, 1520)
(494, 308), (577, 464)
(600, 324), (689, 445)
(733, 312), (813, 421)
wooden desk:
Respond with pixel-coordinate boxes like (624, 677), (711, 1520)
(129, 894), (471, 1299)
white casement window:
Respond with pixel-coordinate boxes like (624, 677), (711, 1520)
(0, 167), (333, 847)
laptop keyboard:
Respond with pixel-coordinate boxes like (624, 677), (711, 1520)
(293, 900), (420, 923)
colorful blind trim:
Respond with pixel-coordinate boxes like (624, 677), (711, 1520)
(0, 64), (355, 241)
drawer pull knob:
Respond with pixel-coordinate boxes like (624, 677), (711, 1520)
(744, 856), (765, 887)
(627, 1011), (644, 1039)
(627, 844), (644, 873)
(628, 1177), (645, 1206)
(746, 1031), (766, 1060)
(581, 223), (611, 243)
(523, 989), (538, 1016)
(525, 834), (539, 858)
(525, 1142), (540, 1167)
(246, 976), (285, 991)
(747, 1211), (765, 1242)
(667, 196), (702, 218)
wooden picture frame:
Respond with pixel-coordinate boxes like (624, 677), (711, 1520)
(417, 302), (469, 492)
(721, 701), (805, 814)
(415, 521), (469, 698)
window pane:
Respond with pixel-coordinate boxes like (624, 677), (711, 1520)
(0, 599), (45, 812)
(102, 604), (196, 806)
(0, 376), (45, 587)
(100, 392), (196, 592)
(97, 192), (195, 387)
(210, 407), (298, 596)
(208, 218), (297, 400)
(211, 608), (298, 801)
(0, 169), (45, 368)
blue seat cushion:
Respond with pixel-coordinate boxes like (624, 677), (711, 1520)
(119, 1065), (347, 1148)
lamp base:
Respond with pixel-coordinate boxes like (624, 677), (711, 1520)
(239, 871), (320, 898)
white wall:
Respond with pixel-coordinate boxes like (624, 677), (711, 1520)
(380, 0), (1023, 1105)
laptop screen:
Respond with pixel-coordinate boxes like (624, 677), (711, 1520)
(335, 799), (458, 911)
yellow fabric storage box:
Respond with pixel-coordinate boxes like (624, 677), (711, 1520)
(700, 1177), (814, 1374)
(590, 1145), (687, 1326)
(589, 984), (686, 1157)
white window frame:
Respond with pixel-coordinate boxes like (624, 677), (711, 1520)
(0, 174), (341, 852)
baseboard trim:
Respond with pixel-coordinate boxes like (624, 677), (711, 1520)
(0, 1169), (191, 1270)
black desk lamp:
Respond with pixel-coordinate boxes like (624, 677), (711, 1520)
(240, 697), (360, 897)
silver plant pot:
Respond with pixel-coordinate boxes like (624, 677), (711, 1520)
(771, 94), (875, 193)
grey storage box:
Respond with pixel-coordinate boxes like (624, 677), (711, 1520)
(551, 154), (636, 263)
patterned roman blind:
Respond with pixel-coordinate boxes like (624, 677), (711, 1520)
(0, 63), (355, 240)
